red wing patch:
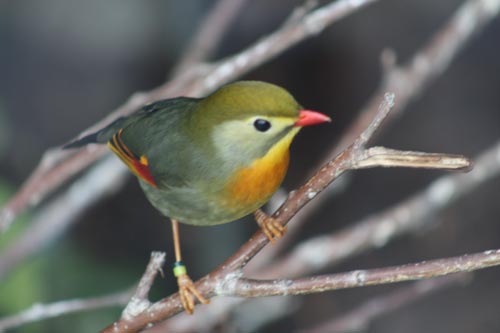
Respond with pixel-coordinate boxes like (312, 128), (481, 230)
(107, 129), (157, 187)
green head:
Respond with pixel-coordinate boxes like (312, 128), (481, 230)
(199, 81), (302, 121)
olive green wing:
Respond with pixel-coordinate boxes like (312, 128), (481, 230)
(65, 97), (198, 189)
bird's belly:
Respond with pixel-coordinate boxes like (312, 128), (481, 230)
(140, 182), (224, 225)
(139, 151), (289, 226)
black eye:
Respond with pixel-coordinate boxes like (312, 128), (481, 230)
(253, 118), (271, 132)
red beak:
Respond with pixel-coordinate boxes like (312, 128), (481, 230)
(294, 110), (331, 127)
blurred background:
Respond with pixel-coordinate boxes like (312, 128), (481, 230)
(1, 0), (500, 332)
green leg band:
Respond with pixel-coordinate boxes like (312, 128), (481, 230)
(173, 261), (187, 277)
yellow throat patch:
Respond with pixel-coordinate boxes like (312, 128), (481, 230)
(223, 127), (299, 210)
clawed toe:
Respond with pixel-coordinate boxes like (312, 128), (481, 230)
(177, 273), (209, 314)
(254, 209), (287, 244)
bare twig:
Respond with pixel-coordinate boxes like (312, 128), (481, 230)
(0, 291), (130, 332)
(223, 250), (500, 297)
(353, 147), (472, 170)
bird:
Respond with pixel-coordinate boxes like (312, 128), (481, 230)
(65, 81), (331, 314)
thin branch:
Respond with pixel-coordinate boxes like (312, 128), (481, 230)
(224, 250), (500, 297)
(302, 274), (470, 333)
(0, 291), (130, 332)
(353, 147), (471, 170)
(0, 0), (378, 234)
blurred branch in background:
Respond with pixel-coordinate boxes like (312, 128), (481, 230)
(0, 292), (130, 332)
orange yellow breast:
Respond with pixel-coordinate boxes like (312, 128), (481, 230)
(222, 131), (297, 212)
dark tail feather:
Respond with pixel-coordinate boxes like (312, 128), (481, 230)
(63, 131), (101, 149)
(63, 116), (128, 149)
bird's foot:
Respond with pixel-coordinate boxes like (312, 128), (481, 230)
(254, 209), (287, 244)
(173, 262), (209, 314)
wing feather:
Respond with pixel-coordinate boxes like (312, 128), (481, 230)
(107, 129), (158, 188)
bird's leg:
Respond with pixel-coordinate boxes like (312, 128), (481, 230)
(254, 209), (287, 244)
(171, 219), (209, 314)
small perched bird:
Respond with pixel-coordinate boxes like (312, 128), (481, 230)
(65, 81), (330, 313)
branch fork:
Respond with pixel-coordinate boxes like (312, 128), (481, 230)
(121, 252), (166, 320)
